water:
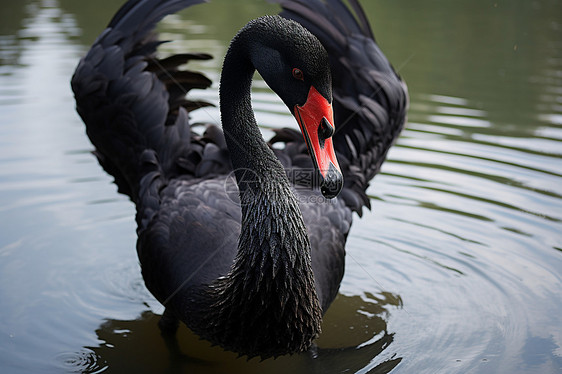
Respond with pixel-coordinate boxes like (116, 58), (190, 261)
(0, 0), (561, 373)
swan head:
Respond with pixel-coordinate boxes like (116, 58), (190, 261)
(245, 16), (344, 199)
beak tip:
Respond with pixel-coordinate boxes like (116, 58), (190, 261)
(320, 163), (343, 199)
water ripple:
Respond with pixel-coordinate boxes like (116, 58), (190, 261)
(1, 1), (561, 373)
(56, 349), (108, 374)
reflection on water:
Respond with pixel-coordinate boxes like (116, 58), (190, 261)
(65, 293), (401, 374)
(0, 0), (561, 373)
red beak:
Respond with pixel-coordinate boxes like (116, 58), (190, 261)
(294, 86), (343, 199)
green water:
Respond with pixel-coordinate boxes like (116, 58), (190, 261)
(0, 0), (561, 373)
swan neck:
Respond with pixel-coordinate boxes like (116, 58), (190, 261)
(219, 37), (276, 184)
(200, 25), (322, 358)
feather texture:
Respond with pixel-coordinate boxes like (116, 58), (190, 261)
(72, 0), (406, 359)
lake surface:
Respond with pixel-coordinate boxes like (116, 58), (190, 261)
(0, 0), (561, 373)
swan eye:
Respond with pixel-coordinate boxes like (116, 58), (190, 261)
(292, 68), (304, 81)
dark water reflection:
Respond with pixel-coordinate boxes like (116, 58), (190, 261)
(0, 0), (561, 373)
(65, 293), (401, 374)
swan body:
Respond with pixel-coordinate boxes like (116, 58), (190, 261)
(71, 0), (408, 359)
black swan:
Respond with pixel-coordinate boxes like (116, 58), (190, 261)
(71, 0), (408, 360)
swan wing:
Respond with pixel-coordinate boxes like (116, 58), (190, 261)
(71, 0), (228, 209)
(273, 0), (409, 214)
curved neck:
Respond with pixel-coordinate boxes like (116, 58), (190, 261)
(197, 27), (322, 358)
(219, 36), (282, 190)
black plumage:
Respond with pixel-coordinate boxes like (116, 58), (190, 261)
(71, 0), (407, 359)
(273, 0), (409, 214)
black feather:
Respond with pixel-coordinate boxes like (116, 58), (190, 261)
(272, 0), (408, 213)
(72, 0), (405, 360)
